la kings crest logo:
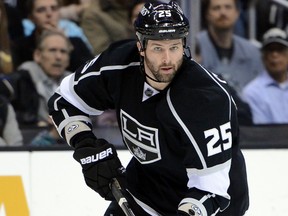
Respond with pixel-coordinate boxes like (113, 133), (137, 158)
(120, 110), (161, 164)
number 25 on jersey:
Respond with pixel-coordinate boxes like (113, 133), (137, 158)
(204, 122), (232, 157)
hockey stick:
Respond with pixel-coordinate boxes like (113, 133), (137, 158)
(110, 178), (136, 216)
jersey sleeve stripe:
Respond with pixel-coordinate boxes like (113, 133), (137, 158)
(52, 91), (62, 111)
(76, 62), (141, 83)
(186, 159), (231, 176)
(186, 160), (231, 199)
(128, 191), (162, 216)
(59, 73), (104, 115)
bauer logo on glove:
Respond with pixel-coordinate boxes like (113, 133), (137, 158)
(80, 147), (113, 164)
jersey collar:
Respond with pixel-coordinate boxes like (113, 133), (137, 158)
(142, 82), (160, 102)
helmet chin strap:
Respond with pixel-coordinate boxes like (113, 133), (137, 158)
(184, 46), (192, 59)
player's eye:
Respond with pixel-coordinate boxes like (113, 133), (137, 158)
(170, 46), (179, 51)
(153, 47), (162, 51)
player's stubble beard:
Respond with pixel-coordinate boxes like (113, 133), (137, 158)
(144, 55), (183, 83)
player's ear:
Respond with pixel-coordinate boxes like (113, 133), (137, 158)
(137, 42), (144, 57)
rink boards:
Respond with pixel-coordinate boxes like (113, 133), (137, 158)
(0, 149), (287, 216)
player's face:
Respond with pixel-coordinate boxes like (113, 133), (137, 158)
(30, 0), (60, 31)
(34, 35), (70, 79)
(206, 0), (239, 31)
(141, 39), (184, 86)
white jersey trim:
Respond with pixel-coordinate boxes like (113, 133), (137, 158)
(187, 160), (231, 199)
(76, 62), (140, 84)
(59, 62), (140, 115)
(142, 82), (160, 102)
(128, 191), (162, 216)
(59, 73), (104, 115)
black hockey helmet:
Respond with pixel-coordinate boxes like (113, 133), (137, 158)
(134, 1), (190, 49)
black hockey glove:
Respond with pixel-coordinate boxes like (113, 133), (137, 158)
(73, 137), (126, 200)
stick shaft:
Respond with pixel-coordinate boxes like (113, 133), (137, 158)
(111, 178), (135, 216)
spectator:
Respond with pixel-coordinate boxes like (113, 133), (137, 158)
(242, 28), (288, 124)
(58, 0), (91, 23)
(197, 0), (264, 94)
(0, 95), (23, 147)
(22, 18), (93, 53)
(0, 1), (15, 102)
(128, 0), (152, 26)
(21, 0), (92, 52)
(8, 30), (72, 126)
(3, 1), (25, 43)
(200, 0), (250, 38)
(0, 1), (13, 74)
(12, 0), (93, 72)
(0, 0), (19, 137)
(80, 0), (133, 55)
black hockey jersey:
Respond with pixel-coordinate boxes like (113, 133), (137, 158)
(48, 40), (249, 215)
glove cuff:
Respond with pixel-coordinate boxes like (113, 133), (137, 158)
(71, 131), (97, 148)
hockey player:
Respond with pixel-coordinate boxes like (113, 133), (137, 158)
(48, 1), (249, 215)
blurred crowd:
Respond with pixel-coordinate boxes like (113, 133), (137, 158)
(0, 0), (288, 147)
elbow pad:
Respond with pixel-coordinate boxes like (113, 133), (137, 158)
(64, 121), (93, 146)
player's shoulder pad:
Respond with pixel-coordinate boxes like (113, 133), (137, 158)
(74, 39), (139, 76)
(102, 39), (139, 63)
(171, 59), (232, 105)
